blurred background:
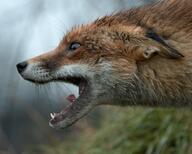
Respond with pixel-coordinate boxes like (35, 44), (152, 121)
(2, 0), (192, 154)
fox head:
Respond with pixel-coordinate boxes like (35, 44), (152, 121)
(16, 15), (184, 128)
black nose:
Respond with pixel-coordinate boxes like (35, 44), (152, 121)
(16, 61), (28, 74)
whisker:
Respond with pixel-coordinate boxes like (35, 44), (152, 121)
(43, 83), (56, 110)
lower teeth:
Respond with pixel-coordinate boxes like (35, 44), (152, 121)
(50, 113), (56, 119)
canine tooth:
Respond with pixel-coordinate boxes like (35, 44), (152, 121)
(50, 113), (55, 118)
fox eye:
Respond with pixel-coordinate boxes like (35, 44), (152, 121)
(68, 42), (81, 51)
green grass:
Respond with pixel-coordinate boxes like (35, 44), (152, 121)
(39, 107), (192, 154)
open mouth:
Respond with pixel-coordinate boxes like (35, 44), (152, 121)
(17, 64), (93, 128)
(49, 76), (89, 127)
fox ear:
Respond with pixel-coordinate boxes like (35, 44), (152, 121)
(130, 39), (183, 61)
(144, 29), (184, 59)
(138, 39), (184, 61)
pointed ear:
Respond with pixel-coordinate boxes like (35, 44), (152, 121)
(131, 39), (183, 61)
(145, 28), (184, 59)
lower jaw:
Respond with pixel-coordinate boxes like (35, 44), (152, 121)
(48, 96), (86, 128)
(23, 75), (92, 128)
(49, 81), (91, 128)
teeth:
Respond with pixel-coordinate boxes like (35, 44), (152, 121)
(50, 113), (56, 119)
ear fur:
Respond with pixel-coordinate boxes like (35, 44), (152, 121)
(145, 28), (184, 59)
(135, 38), (183, 61)
(113, 28), (184, 61)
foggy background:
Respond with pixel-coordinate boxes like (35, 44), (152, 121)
(0, 0), (156, 153)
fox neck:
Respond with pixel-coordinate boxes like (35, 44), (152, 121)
(101, 58), (192, 107)
(135, 59), (192, 107)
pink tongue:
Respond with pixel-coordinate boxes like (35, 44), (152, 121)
(67, 94), (76, 103)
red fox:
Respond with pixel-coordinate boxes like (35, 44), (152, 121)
(17, 0), (192, 128)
